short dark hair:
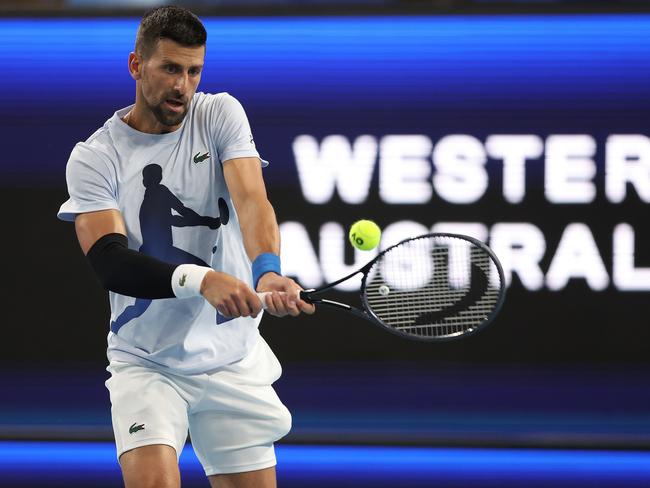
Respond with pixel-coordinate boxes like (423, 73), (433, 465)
(135, 6), (207, 58)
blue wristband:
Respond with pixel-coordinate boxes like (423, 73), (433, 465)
(252, 253), (281, 289)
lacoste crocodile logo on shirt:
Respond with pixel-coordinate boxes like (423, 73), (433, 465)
(179, 274), (187, 287)
(193, 151), (210, 164)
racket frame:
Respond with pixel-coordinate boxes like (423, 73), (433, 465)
(300, 232), (506, 342)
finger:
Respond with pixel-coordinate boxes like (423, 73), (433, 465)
(275, 291), (293, 316)
(284, 295), (301, 317)
(265, 291), (286, 317)
(297, 299), (316, 315)
(288, 290), (309, 316)
(231, 293), (252, 318)
(243, 288), (264, 317)
(284, 286), (314, 315)
(216, 303), (232, 318)
(264, 291), (278, 315)
(274, 278), (300, 295)
(222, 298), (241, 318)
(248, 292), (263, 317)
(292, 286), (311, 307)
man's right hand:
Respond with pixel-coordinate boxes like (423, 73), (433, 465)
(200, 270), (263, 319)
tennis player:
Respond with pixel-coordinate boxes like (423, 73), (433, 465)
(58, 6), (314, 488)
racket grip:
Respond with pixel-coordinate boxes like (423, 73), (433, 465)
(258, 291), (312, 309)
(257, 292), (270, 310)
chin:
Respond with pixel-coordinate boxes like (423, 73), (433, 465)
(156, 107), (188, 127)
(163, 114), (186, 127)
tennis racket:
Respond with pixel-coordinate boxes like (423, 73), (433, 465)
(266, 233), (506, 341)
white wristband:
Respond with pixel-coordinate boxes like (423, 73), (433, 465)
(172, 264), (212, 299)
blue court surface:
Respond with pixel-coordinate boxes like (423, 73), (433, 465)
(1, 441), (650, 488)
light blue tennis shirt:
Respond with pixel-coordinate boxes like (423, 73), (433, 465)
(58, 92), (267, 374)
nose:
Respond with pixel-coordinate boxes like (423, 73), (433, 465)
(174, 72), (188, 93)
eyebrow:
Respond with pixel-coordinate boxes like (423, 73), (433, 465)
(160, 58), (204, 69)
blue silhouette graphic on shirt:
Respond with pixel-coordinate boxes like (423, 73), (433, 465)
(111, 164), (229, 333)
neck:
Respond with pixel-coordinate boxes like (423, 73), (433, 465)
(122, 102), (180, 135)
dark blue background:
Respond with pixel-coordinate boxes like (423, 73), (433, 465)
(3, 14), (650, 363)
(3, 15), (650, 183)
(1, 13), (650, 487)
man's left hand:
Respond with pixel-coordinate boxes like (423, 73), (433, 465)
(257, 273), (316, 317)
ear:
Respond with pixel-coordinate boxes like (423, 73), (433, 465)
(128, 52), (142, 81)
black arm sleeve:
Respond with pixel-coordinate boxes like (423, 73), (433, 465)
(86, 233), (176, 299)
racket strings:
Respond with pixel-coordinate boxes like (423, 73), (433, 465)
(363, 235), (502, 339)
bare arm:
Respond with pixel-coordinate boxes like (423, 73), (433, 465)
(223, 158), (279, 259)
(223, 157), (314, 316)
(75, 209), (127, 254)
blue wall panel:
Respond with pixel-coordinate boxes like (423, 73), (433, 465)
(2, 15), (650, 183)
(3, 14), (650, 363)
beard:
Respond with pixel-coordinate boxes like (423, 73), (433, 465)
(146, 94), (189, 127)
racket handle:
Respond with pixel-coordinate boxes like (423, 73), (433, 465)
(257, 292), (270, 310)
(257, 291), (312, 309)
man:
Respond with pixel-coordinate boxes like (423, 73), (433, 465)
(58, 6), (314, 488)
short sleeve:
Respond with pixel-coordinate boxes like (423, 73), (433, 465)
(213, 93), (268, 166)
(57, 143), (119, 221)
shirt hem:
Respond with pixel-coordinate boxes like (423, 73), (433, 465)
(57, 203), (120, 221)
(107, 331), (261, 375)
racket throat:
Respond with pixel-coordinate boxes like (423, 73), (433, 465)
(308, 297), (370, 320)
(317, 299), (352, 310)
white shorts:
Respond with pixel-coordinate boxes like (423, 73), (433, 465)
(105, 336), (291, 476)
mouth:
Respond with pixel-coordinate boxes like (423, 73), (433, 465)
(164, 98), (185, 112)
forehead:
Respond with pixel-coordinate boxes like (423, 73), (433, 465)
(148, 38), (205, 66)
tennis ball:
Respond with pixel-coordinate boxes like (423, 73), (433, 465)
(349, 219), (381, 251)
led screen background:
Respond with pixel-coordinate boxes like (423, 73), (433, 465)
(2, 14), (649, 363)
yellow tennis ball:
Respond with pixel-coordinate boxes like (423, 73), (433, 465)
(349, 220), (381, 250)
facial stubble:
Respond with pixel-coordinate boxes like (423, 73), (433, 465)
(146, 96), (188, 127)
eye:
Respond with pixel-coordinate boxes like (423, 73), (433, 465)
(189, 68), (202, 76)
(164, 64), (178, 74)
